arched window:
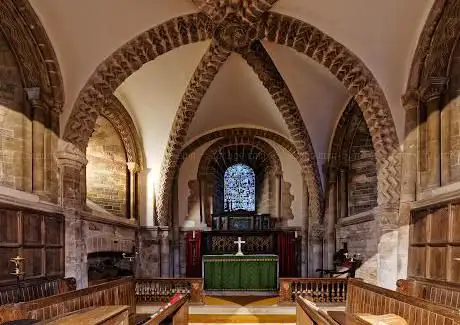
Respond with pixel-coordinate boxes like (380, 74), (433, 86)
(224, 164), (255, 211)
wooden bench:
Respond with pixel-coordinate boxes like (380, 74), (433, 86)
(0, 277), (76, 305)
(397, 278), (460, 309)
(0, 277), (135, 324)
(297, 278), (460, 325)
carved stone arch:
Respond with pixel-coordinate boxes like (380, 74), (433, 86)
(63, 11), (402, 225)
(63, 13), (214, 151)
(0, 0), (64, 110)
(252, 12), (401, 210)
(179, 128), (300, 169)
(99, 95), (146, 170)
(197, 136), (282, 178)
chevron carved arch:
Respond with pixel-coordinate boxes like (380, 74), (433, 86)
(63, 10), (401, 225)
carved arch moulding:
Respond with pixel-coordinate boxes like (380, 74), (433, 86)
(99, 95), (146, 171)
(0, 0), (64, 111)
(63, 11), (401, 225)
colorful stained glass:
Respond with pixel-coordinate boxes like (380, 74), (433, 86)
(224, 164), (255, 211)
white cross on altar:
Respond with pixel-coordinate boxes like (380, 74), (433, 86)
(234, 237), (245, 256)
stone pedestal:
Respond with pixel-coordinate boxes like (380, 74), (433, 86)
(160, 227), (170, 277)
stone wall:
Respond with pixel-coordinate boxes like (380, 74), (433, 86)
(0, 31), (30, 191)
(86, 116), (128, 218)
(83, 220), (135, 254)
(336, 216), (377, 283)
(348, 120), (377, 215)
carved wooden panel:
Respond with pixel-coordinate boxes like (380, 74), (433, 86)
(410, 202), (460, 285)
(0, 207), (64, 283)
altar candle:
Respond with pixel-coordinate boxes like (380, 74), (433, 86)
(192, 230), (195, 239)
(295, 231), (298, 238)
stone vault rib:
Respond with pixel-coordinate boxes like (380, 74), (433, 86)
(156, 41), (231, 225)
(238, 40), (324, 223)
(191, 0), (279, 24)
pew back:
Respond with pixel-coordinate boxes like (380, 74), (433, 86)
(143, 295), (189, 325)
(0, 277), (76, 305)
(397, 278), (460, 309)
(347, 279), (460, 325)
(0, 277), (135, 323)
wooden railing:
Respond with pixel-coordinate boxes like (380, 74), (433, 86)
(279, 278), (348, 304)
(0, 276), (76, 305)
(0, 277), (135, 323)
(136, 278), (203, 305)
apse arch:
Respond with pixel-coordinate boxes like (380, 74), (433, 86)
(62, 11), (401, 227)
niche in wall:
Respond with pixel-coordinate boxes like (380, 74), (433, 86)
(86, 116), (128, 218)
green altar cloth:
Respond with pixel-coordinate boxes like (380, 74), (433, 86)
(203, 254), (278, 291)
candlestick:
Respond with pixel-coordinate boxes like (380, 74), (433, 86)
(9, 255), (25, 303)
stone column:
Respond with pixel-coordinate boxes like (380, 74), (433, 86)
(179, 231), (187, 276)
(309, 224), (324, 276)
(275, 173), (282, 219)
(160, 227), (170, 277)
(198, 177), (206, 225)
(399, 90), (419, 281)
(56, 140), (88, 289)
(422, 77), (447, 189)
(25, 88), (47, 197)
(338, 167), (348, 219)
(127, 162), (137, 221)
(325, 167), (338, 269)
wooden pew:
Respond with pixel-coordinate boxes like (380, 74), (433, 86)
(296, 279), (460, 325)
(0, 277), (135, 323)
(136, 295), (189, 325)
(397, 278), (460, 309)
(0, 277), (76, 305)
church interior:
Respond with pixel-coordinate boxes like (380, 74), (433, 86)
(0, 0), (459, 324)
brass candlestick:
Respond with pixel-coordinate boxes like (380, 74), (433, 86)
(10, 255), (25, 303)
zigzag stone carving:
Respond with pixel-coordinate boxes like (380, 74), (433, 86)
(156, 41), (231, 225)
(192, 0), (279, 24)
(63, 10), (402, 225)
(239, 40), (323, 222)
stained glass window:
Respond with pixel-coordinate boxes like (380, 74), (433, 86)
(224, 164), (255, 211)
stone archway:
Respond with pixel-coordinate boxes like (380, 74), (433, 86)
(195, 136), (283, 225)
(62, 10), (402, 265)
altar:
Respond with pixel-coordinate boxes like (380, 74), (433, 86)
(203, 254), (278, 291)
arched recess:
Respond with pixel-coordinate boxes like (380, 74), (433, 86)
(399, 0), (460, 285)
(194, 136), (283, 226)
(323, 99), (378, 280)
(62, 12), (401, 230)
(402, 0), (460, 200)
(0, 0), (64, 110)
(100, 95), (146, 171)
(87, 95), (145, 220)
(0, 0), (64, 201)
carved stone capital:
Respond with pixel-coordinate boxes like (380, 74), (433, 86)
(310, 224), (324, 240)
(420, 77), (449, 103)
(56, 140), (87, 169)
(401, 89), (420, 111)
(127, 162), (138, 173)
